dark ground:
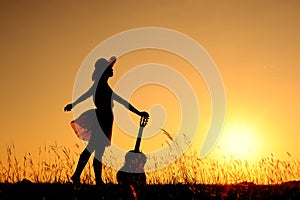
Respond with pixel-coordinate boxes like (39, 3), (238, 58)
(0, 181), (299, 200)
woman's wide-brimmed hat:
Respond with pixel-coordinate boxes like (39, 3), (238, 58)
(92, 56), (117, 81)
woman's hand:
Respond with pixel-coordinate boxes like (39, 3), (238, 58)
(64, 103), (73, 112)
(139, 111), (149, 118)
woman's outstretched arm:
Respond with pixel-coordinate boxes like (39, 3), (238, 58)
(112, 92), (149, 117)
(64, 83), (96, 112)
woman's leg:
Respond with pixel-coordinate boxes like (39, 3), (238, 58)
(71, 148), (91, 183)
(93, 110), (113, 185)
(93, 145), (105, 185)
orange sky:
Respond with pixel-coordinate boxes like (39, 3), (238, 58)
(1, 0), (300, 163)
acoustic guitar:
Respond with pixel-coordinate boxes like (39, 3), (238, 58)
(117, 116), (149, 186)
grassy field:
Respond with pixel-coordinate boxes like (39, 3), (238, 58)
(0, 137), (299, 199)
(0, 181), (299, 199)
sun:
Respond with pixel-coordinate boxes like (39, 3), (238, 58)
(220, 123), (259, 160)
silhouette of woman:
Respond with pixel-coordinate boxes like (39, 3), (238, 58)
(64, 56), (149, 185)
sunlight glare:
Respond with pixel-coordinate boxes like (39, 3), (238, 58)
(221, 123), (259, 160)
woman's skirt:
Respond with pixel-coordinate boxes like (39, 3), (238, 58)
(70, 109), (113, 147)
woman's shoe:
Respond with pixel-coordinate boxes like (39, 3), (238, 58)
(71, 175), (80, 185)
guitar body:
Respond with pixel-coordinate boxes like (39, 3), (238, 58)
(117, 116), (149, 187)
(116, 150), (147, 186)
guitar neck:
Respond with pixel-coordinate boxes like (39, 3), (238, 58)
(134, 126), (144, 152)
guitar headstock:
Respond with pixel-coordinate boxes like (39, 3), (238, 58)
(139, 116), (149, 127)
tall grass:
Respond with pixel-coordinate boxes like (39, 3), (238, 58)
(0, 131), (299, 185)
(0, 142), (78, 183)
